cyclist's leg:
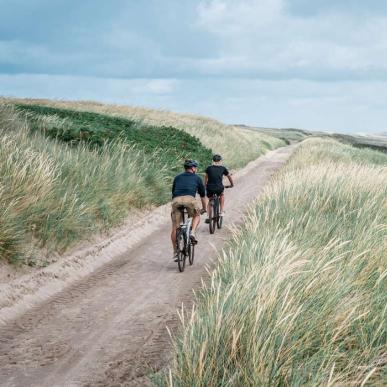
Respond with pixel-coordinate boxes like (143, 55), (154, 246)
(183, 196), (201, 239)
(191, 211), (201, 233)
(171, 199), (183, 253)
(206, 189), (214, 220)
(220, 191), (225, 214)
(172, 225), (181, 262)
(171, 223), (177, 252)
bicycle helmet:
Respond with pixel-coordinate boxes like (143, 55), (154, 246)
(212, 154), (222, 162)
(184, 159), (199, 169)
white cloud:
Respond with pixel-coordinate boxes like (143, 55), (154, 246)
(1, 1), (387, 133)
(195, 0), (387, 78)
(0, 40), (48, 64)
(0, 73), (178, 102)
(1, 73), (386, 133)
(197, 0), (282, 32)
(136, 79), (178, 94)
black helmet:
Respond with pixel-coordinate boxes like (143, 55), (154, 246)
(184, 159), (199, 169)
(212, 154), (222, 162)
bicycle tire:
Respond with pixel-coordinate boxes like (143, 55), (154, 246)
(217, 214), (223, 229)
(211, 197), (219, 234)
(188, 242), (195, 265)
(208, 199), (214, 234)
(211, 217), (217, 234)
(176, 229), (186, 272)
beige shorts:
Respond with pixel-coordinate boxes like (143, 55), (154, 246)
(171, 195), (200, 227)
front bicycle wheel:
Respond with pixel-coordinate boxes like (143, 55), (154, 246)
(188, 242), (195, 265)
(176, 229), (186, 272)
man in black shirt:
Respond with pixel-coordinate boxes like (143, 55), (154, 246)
(171, 160), (206, 261)
(205, 154), (234, 221)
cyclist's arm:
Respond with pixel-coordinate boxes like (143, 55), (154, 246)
(204, 173), (208, 186)
(227, 174), (234, 187)
(200, 196), (206, 213)
(197, 176), (207, 212)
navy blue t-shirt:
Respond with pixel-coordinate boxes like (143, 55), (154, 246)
(172, 172), (205, 199)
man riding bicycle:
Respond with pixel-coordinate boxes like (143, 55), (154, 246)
(171, 159), (206, 261)
(205, 154), (234, 222)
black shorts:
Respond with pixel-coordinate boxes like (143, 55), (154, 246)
(206, 187), (224, 198)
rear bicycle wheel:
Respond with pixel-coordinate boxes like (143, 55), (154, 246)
(216, 198), (223, 228)
(176, 229), (186, 272)
(188, 242), (195, 265)
(211, 198), (219, 234)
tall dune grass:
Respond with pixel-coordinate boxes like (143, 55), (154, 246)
(2, 98), (286, 168)
(0, 98), (290, 263)
(0, 104), (169, 263)
(165, 139), (387, 386)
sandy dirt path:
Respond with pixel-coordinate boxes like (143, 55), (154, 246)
(0, 144), (297, 386)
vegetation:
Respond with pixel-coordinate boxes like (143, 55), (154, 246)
(15, 104), (213, 175)
(0, 99), (292, 264)
(239, 125), (310, 144)
(329, 132), (387, 154)
(0, 104), (171, 263)
(165, 139), (387, 386)
(4, 98), (287, 168)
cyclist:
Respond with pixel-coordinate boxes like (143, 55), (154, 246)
(171, 159), (206, 261)
(205, 154), (234, 222)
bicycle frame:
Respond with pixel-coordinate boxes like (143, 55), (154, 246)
(175, 207), (195, 272)
(179, 209), (192, 253)
(209, 195), (220, 215)
(208, 193), (222, 234)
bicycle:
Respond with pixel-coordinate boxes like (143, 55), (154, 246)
(175, 206), (196, 272)
(207, 186), (232, 234)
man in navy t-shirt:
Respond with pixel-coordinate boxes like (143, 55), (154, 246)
(205, 154), (234, 221)
(171, 160), (206, 261)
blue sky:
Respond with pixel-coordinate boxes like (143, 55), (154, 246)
(1, 0), (386, 133)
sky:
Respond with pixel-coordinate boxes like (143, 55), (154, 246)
(1, 0), (387, 133)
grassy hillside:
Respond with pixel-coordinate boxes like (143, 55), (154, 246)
(0, 104), (175, 263)
(237, 125), (310, 143)
(329, 132), (387, 153)
(3, 98), (287, 169)
(15, 104), (212, 175)
(164, 139), (387, 386)
(0, 99), (292, 264)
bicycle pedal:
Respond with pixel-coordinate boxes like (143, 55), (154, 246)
(190, 236), (198, 244)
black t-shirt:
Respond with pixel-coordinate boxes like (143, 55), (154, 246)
(205, 165), (229, 190)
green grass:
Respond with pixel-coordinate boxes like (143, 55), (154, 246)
(329, 133), (387, 154)
(15, 104), (213, 174)
(6, 98), (289, 169)
(0, 101), (293, 264)
(164, 138), (387, 386)
(243, 126), (310, 144)
(0, 104), (172, 263)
